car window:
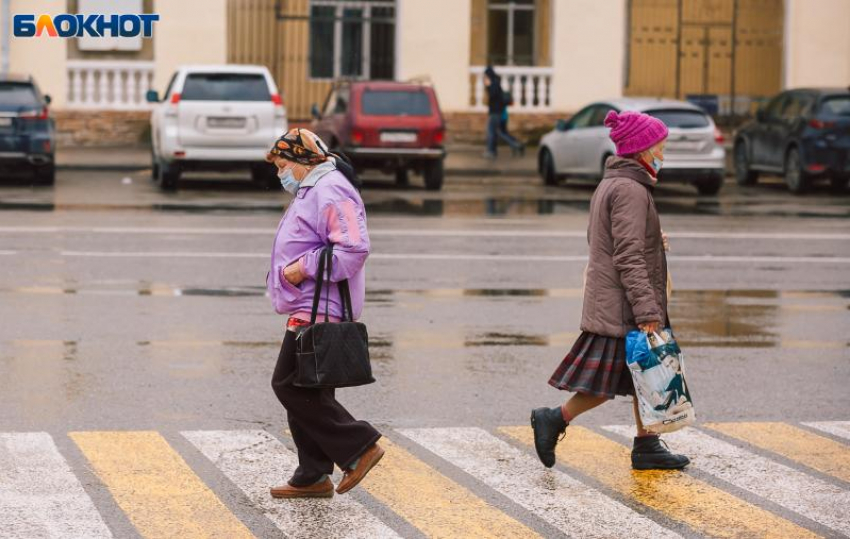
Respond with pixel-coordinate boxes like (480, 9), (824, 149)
(323, 89), (338, 116)
(589, 106), (615, 127)
(780, 94), (806, 119)
(762, 93), (787, 120)
(181, 73), (271, 101)
(0, 83), (40, 106)
(333, 89), (350, 114)
(820, 96), (850, 117)
(645, 109), (710, 128)
(569, 106), (596, 129)
(361, 90), (432, 116)
(163, 73), (178, 100)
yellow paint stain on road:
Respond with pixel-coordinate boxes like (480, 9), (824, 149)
(500, 426), (820, 539)
(707, 422), (850, 483)
(71, 431), (254, 539)
(362, 438), (539, 539)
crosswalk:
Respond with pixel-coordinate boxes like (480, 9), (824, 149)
(0, 421), (847, 539)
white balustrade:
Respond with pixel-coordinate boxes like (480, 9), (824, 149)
(470, 65), (554, 112)
(66, 60), (155, 110)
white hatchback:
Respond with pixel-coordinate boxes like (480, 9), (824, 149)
(539, 98), (726, 195)
(148, 65), (287, 190)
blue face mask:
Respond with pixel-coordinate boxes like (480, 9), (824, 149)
(278, 169), (300, 194)
(650, 157), (663, 173)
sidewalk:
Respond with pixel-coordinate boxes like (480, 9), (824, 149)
(55, 144), (540, 177)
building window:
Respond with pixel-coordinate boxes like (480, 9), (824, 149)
(309, 1), (395, 80)
(487, 0), (535, 66)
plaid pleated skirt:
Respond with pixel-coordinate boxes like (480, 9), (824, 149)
(548, 332), (635, 399)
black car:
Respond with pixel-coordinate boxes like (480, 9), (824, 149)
(0, 74), (55, 185)
(734, 87), (850, 193)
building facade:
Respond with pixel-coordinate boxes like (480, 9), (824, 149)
(3, 0), (848, 145)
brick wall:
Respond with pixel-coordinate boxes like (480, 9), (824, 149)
(55, 110), (152, 147)
(443, 111), (567, 145)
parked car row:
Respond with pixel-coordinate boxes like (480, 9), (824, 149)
(0, 74), (55, 185)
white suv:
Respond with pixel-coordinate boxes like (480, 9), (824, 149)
(147, 65), (287, 190)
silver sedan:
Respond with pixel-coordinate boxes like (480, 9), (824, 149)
(539, 98), (727, 195)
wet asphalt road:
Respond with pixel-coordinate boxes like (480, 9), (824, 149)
(0, 167), (848, 538)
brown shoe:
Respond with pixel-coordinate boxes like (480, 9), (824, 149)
(270, 477), (334, 499)
(336, 443), (385, 495)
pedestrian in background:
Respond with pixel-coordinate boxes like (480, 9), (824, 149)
(266, 128), (384, 499)
(530, 110), (690, 471)
(483, 66), (524, 159)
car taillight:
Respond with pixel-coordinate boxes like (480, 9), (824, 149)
(809, 119), (836, 129)
(19, 106), (48, 120)
(271, 93), (283, 106)
(351, 128), (365, 145)
(433, 129), (445, 146)
(714, 127), (724, 144)
(170, 93), (181, 105)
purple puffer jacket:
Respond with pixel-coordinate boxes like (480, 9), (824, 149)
(267, 169), (369, 320)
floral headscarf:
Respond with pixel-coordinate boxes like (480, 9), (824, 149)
(266, 128), (330, 166)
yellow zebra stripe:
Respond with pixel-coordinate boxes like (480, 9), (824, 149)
(706, 422), (850, 483)
(501, 426), (820, 539)
(71, 431), (254, 539)
(361, 438), (540, 539)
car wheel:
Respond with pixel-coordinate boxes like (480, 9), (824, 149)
(734, 141), (758, 186)
(696, 174), (724, 195)
(156, 159), (180, 191)
(151, 149), (160, 181)
(33, 164), (55, 186)
(423, 160), (444, 191)
(540, 149), (558, 186)
(395, 168), (409, 187)
(784, 147), (809, 194)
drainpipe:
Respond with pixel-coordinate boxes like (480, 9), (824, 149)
(1, 0), (9, 76)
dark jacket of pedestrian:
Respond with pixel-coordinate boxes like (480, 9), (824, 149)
(581, 155), (668, 338)
(485, 66), (503, 114)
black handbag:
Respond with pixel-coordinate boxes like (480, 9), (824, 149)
(293, 245), (375, 389)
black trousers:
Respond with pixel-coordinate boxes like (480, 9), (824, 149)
(271, 330), (381, 487)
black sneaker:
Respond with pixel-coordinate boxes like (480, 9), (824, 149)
(530, 407), (568, 468)
(631, 435), (690, 470)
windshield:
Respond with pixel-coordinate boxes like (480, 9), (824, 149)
(361, 90), (432, 116)
(645, 109), (710, 128)
(820, 96), (850, 117)
(181, 73), (271, 101)
(0, 83), (40, 107)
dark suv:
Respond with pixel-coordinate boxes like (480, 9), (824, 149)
(311, 81), (446, 190)
(0, 74), (55, 185)
(734, 88), (850, 193)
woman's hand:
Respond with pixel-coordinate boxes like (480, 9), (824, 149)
(662, 229), (670, 252)
(639, 321), (661, 334)
(283, 263), (306, 286)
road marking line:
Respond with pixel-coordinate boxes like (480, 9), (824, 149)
(605, 425), (850, 535)
(182, 430), (400, 539)
(500, 426), (820, 539)
(0, 250), (15, 255)
(57, 250), (850, 264)
(803, 421), (850, 442)
(706, 422), (850, 483)
(2, 226), (849, 241)
(0, 432), (113, 539)
(70, 431), (254, 539)
(361, 438), (539, 538)
(399, 427), (681, 539)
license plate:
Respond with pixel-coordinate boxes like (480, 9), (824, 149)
(0, 118), (12, 127)
(380, 131), (417, 143)
(207, 117), (246, 129)
(668, 141), (702, 152)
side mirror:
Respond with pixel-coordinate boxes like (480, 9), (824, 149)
(43, 94), (52, 105)
(556, 119), (571, 132)
(145, 90), (160, 103)
(311, 103), (321, 120)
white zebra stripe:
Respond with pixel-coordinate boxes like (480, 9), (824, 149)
(398, 427), (682, 539)
(603, 425), (850, 536)
(0, 432), (112, 538)
(182, 430), (401, 539)
(802, 421), (850, 442)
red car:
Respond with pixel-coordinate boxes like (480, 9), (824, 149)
(311, 80), (446, 190)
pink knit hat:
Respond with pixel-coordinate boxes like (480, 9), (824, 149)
(604, 110), (669, 156)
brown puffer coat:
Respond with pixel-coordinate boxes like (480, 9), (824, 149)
(580, 156), (667, 338)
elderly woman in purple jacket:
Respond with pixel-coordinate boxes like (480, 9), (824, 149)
(265, 128), (383, 500)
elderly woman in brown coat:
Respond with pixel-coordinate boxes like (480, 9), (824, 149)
(531, 110), (690, 471)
